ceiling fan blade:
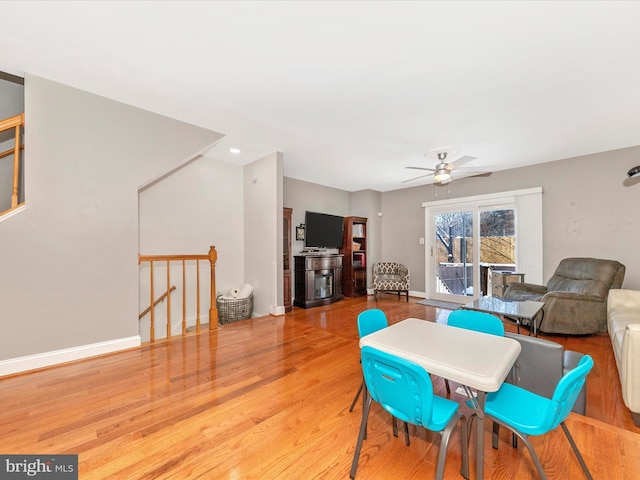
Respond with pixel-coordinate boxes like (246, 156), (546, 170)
(447, 155), (477, 170)
(405, 166), (436, 172)
(401, 173), (433, 183)
(452, 171), (492, 180)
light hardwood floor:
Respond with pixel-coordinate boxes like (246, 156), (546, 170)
(1, 295), (639, 479)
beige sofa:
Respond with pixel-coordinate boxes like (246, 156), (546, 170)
(607, 289), (640, 426)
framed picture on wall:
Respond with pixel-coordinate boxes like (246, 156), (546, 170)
(296, 224), (305, 241)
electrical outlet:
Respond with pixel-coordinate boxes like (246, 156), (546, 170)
(419, 237), (425, 244)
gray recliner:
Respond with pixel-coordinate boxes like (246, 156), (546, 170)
(504, 257), (625, 334)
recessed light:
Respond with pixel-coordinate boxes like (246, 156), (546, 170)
(229, 148), (241, 154)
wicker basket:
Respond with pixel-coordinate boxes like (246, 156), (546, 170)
(217, 293), (253, 324)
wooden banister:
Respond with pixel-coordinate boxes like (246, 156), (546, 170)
(138, 246), (218, 342)
(139, 286), (176, 320)
(0, 113), (23, 131)
(0, 113), (25, 214)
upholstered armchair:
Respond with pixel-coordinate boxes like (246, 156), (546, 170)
(372, 262), (410, 302)
(504, 257), (625, 335)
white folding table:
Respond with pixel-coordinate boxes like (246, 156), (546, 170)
(360, 318), (521, 480)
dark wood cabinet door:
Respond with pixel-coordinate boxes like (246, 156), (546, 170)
(340, 216), (367, 297)
(353, 268), (367, 295)
(283, 208), (292, 312)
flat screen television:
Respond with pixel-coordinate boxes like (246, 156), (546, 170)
(305, 211), (344, 249)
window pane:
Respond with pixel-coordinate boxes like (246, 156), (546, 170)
(434, 211), (474, 296)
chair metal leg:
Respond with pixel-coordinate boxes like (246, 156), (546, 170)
(349, 381), (364, 412)
(445, 378), (451, 394)
(492, 420), (518, 448)
(436, 412), (469, 480)
(489, 416), (548, 480)
(350, 396), (373, 479)
(403, 421), (410, 446)
(466, 412), (478, 448)
(560, 421), (594, 480)
(492, 421), (500, 449)
(362, 386), (368, 440)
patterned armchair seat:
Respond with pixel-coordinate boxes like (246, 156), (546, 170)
(372, 262), (410, 302)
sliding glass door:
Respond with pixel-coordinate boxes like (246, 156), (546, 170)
(429, 208), (478, 302)
(424, 188), (542, 304)
(479, 207), (516, 296)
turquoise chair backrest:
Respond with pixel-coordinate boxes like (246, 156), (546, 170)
(548, 355), (594, 431)
(361, 346), (434, 429)
(447, 309), (505, 336)
(357, 309), (388, 338)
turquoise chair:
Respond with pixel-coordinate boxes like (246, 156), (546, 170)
(349, 309), (389, 412)
(443, 309), (504, 394)
(447, 309), (505, 336)
(473, 355), (595, 479)
(350, 346), (469, 480)
(349, 309), (410, 445)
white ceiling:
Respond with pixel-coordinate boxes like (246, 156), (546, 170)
(3, 1), (640, 192)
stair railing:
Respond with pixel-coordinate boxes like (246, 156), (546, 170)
(139, 286), (177, 320)
(0, 113), (25, 216)
(138, 246), (218, 342)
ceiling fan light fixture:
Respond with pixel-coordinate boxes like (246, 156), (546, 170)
(433, 168), (451, 183)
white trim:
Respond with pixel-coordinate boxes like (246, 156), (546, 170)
(421, 187), (543, 208)
(0, 203), (26, 223)
(0, 335), (141, 377)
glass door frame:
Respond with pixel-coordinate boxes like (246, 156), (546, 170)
(427, 204), (480, 303)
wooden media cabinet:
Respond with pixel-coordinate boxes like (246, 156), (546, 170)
(294, 254), (344, 308)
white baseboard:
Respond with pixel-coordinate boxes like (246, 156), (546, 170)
(369, 289), (426, 298)
(270, 305), (285, 316)
(0, 335), (141, 377)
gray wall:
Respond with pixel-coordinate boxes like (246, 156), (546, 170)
(283, 177), (352, 257)
(283, 180), (384, 293)
(3, 74), (638, 369)
(0, 75), (221, 361)
(381, 186), (429, 293)
(286, 145), (640, 296)
(138, 155), (245, 341)
(244, 152), (283, 316)
(380, 145), (640, 292)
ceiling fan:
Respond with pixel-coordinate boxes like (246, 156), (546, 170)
(403, 147), (492, 185)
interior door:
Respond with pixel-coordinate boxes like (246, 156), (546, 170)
(428, 207), (479, 303)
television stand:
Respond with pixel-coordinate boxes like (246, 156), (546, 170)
(294, 254), (344, 308)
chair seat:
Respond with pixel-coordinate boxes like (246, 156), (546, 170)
(387, 394), (458, 431)
(429, 395), (461, 431)
(485, 382), (551, 436)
